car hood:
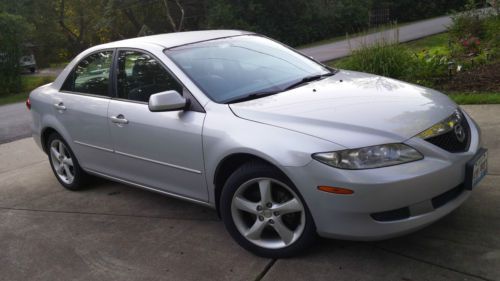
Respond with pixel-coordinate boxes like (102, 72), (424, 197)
(229, 70), (457, 148)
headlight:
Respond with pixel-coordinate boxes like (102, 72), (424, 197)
(416, 109), (462, 139)
(312, 143), (423, 169)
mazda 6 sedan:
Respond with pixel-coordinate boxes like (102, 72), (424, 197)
(28, 30), (488, 258)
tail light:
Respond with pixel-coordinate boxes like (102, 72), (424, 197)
(26, 98), (31, 110)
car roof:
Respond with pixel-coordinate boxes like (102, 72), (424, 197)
(96, 30), (254, 50)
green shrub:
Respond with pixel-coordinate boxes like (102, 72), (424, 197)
(448, 0), (499, 56)
(449, 11), (486, 42)
(483, 15), (500, 57)
(334, 40), (415, 80)
(412, 53), (450, 86)
(332, 38), (453, 86)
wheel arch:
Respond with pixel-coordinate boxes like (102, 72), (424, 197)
(41, 127), (60, 153)
(39, 113), (74, 154)
(213, 152), (286, 216)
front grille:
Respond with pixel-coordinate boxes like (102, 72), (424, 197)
(425, 113), (470, 153)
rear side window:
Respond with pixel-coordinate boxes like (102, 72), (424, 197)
(116, 50), (183, 102)
(61, 51), (113, 96)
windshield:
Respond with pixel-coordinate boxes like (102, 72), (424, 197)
(165, 35), (330, 103)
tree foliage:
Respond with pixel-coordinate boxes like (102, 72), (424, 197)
(0, 0), (474, 69)
(0, 12), (33, 95)
(206, 0), (371, 46)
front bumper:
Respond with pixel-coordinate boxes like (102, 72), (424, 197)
(284, 112), (483, 240)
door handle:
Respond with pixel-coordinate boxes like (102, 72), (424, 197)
(110, 114), (129, 125)
(53, 102), (66, 111)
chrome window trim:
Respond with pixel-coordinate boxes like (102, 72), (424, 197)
(114, 48), (205, 111)
(59, 91), (113, 100)
(60, 48), (116, 97)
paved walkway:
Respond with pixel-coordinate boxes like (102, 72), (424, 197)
(0, 105), (498, 280)
(299, 8), (493, 62)
(299, 16), (452, 62)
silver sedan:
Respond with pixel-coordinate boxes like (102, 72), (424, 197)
(28, 30), (488, 258)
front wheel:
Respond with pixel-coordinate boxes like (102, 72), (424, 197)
(220, 162), (316, 258)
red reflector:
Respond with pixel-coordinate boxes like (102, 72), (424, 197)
(26, 98), (31, 110)
(317, 186), (354, 195)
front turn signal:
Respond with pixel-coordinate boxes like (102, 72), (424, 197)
(317, 186), (354, 195)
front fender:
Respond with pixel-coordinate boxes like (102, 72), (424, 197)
(202, 103), (344, 204)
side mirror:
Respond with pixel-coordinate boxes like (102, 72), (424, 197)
(148, 90), (187, 112)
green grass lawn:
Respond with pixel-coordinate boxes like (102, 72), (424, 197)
(448, 92), (500, 104)
(0, 75), (55, 106)
(405, 32), (449, 51)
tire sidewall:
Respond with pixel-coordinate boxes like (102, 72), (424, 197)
(220, 162), (316, 258)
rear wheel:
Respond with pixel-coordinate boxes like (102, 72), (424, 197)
(47, 133), (88, 190)
(220, 162), (316, 258)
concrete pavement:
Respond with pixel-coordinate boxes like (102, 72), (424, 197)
(0, 105), (499, 280)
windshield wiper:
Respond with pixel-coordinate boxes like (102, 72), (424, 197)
(283, 71), (336, 91)
(224, 70), (337, 104)
(224, 91), (280, 104)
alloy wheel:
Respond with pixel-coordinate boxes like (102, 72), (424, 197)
(49, 139), (75, 185)
(231, 177), (306, 249)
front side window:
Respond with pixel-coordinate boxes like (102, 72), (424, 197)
(62, 51), (113, 96)
(165, 35), (330, 103)
(116, 50), (183, 102)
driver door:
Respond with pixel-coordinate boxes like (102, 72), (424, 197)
(107, 50), (207, 201)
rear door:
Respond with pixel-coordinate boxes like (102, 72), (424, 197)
(54, 50), (114, 173)
(107, 49), (207, 201)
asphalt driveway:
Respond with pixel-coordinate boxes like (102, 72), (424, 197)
(0, 102), (32, 144)
(0, 105), (499, 281)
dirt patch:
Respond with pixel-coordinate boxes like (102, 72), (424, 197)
(438, 61), (500, 92)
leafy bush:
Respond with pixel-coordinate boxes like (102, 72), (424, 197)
(483, 14), (500, 56)
(448, 1), (488, 42)
(333, 36), (452, 86)
(447, 1), (499, 69)
(334, 40), (415, 80)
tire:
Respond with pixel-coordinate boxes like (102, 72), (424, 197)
(29, 67), (36, 73)
(46, 133), (89, 191)
(220, 161), (316, 258)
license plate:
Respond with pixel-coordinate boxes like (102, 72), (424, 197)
(465, 148), (488, 190)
